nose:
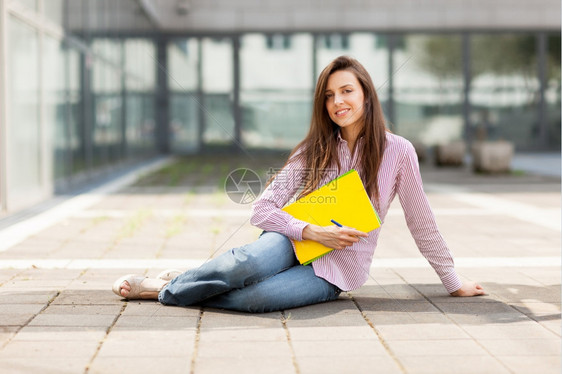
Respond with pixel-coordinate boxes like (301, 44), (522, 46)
(333, 93), (344, 105)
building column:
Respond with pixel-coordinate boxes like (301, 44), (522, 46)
(232, 35), (242, 150)
(196, 37), (205, 151)
(537, 32), (548, 149)
(0, 0), (7, 211)
(155, 36), (170, 154)
(387, 33), (396, 131)
(462, 32), (471, 145)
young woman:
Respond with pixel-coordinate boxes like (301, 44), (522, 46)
(112, 56), (485, 312)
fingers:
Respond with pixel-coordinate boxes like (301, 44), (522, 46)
(338, 227), (368, 238)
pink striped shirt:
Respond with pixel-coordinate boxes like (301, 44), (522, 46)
(250, 132), (463, 293)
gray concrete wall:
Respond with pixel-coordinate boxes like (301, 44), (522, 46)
(66, 0), (561, 33)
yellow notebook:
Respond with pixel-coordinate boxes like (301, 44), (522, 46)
(282, 169), (381, 265)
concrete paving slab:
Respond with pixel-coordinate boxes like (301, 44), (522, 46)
(478, 338), (561, 356)
(11, 326), (106, 341)
(0, 338), (100, 358)
(1, 314), (36, 326)
(194, 357), (295, 374)
(498, 355), (561, 374)
(0, 290), (56, 304)
(89, 357), (191, 374)
(123, 301), (200, 317)
(0, 357), (89, 374)
(97, 334), (196, 357)
(28, 313), (117, 327)
(399, 355), (511, 374)
(288, 325), (378, 341)
(291, 339), (388, 357)
(197, 340), (292, 358)
(199, 327), (287, 342)
(387, 338), (489, 356)
(112, 315), (199, 331)
(296, 355), (402, 374)
(375, 323), (471, 340)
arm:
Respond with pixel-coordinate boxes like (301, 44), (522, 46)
(250, 155), (312, 240)
(396, 142), (484, 297)
(251, 156), (368, 247)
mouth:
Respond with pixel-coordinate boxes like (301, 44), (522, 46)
(335, 108), (350, 117)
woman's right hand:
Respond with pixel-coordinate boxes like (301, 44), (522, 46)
(302, 224), (368, 249)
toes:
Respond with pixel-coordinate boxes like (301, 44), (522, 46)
(120, 281), (130, 297)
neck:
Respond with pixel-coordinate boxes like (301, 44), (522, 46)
(340, 124), (361, 152)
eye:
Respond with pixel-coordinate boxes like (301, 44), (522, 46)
(344, 89), (353, 94)
(325, 93), (333, 99)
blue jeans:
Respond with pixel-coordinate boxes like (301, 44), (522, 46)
(158, 232), (341, 313)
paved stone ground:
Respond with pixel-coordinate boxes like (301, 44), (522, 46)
(0, 154), (560, 374)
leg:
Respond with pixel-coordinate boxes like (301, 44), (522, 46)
(201, 265), (341, 313)
(159, 232), (297, 306)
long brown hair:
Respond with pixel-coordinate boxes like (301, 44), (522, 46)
(279, 56), (387, 202)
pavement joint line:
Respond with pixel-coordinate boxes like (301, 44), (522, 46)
(0, 157), (174, 253)
(281, 311), (300, 374)
(348, 293), (408, 374)
(0, 257), (559, 270)
(403, 278), (517, 374)
(84, 302), (128, 374)
(190, 308), (204, 374)
(0, 290), (61, 351)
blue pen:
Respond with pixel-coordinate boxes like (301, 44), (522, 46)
(330, 219), (368, 243)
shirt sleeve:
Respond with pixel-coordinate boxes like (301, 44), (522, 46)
(250, 154), (310, 241)
(396, 141), (463, 294)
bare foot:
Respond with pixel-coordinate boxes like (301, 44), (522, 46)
(118, 278), (167, 300)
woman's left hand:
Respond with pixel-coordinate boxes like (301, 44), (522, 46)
(450, 282), (486, 297)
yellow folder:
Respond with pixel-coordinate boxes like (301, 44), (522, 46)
(282, 169), (381, 265)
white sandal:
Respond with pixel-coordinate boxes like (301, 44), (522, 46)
(156, 269), (182, 281)
(112, 274), (161, 300)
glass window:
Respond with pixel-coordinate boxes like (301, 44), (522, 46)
(92, 52), (124, 166)
(201, 37), (234, 146)
(67, 48), (84, 175)
(241, 33), (313, 149)
(44, 0), (64, 25)
(44, 36), (67, 181)
(470, 34), (539, 150)
(7, 16), (41, 209)
(168, 38), (199, 152)
(393, 34), (464, 147)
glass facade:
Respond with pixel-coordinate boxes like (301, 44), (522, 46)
(7, 16), (42, 209)
(0, 1), (560, 213)
(1, 1), (158, 211)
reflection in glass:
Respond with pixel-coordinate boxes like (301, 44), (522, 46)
(44, 36), (67, 180)
(470, 34), (538, 150)
(202, 37), (234, 145)
(169, 38), (199, 152)
(7, 16), (41, 208)
(124, 39), (156, 157)
(241, 33), (313, 149)
(92, 50), (124, 166)
(393, 34), (464, 147)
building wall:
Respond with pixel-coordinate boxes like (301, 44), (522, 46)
(0, 0), (560, 215)
(0, 0), (158, 213)
(65, 0), (562, 33)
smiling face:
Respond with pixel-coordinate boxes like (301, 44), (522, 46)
(325, 69), (366, 136)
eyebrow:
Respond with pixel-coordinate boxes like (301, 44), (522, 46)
(325, 84), (354, 92)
